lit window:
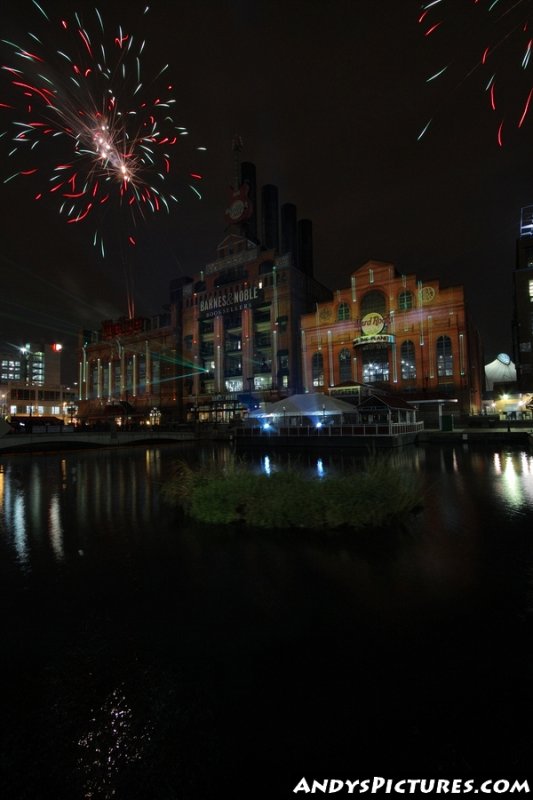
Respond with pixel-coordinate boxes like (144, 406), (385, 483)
(437, 335), (453, 377)
(400, 340), (416, 380)
(362, 348), (389, 383)
(224, 378), (243, 392)
(312, 352), (324, 386)
(529, 279), (533, 301)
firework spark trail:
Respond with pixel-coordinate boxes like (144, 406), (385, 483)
(418, 0), (533, 146)
(0, 1), (206, 256)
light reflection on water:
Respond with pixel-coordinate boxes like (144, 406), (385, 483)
(77, 684), (153, 800)
(0, 443), (532, 569)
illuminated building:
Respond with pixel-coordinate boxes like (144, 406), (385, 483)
(300, 259), (484, 415)
(0, 342), (62, 385)
(0, 341), (74, 422)
(75, 149), (486, 423)
(512, 206), (533, 391)
(76, 147), (331, 425)
(76, 313), (179, 425)
(176, 154), (332, 422)
(3, 382), (76, 421)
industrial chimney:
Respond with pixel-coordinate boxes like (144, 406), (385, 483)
(281, 202), (297, 261)
(297, 218), (313, 277)
(261, 184), (279, 251)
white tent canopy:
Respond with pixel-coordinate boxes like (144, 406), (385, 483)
(249, 393), (357, 419)
(485, 353), (517, 390)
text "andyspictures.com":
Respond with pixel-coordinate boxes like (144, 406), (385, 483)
(293, 778), (531, 794)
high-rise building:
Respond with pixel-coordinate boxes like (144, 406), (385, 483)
(0, 342), (62, 385)
(512, 207), (533, 391)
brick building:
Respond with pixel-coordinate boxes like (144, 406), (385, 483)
(300, 259), (484, 415)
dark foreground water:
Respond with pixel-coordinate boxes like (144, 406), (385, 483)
(1, 442), (533, 798)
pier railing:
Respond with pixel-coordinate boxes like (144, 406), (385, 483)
(235, 421), (424, 439)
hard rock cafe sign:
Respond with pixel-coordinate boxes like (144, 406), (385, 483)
(360, 313), (385, 336)
(225, 182), (253, 225)
(353, 312), (394, 347)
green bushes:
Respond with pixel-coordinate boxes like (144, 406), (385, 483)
(161, 456), (423, 531)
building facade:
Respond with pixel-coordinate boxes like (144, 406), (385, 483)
(76, 149), (333, 425)
(76, 314), (180, 425)
(512, 206), (533, 391)
(178, 234), (332, 421)
(300, 260), (484, 414)
(0, 342), (62, 385)
(2, 382), (77, 422)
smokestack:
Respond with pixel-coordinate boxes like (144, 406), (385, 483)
(240, 161), (257, 242)
(281, 202), (297, 261)
(261, 184), (279, 251)
(297, 219), (313, 277)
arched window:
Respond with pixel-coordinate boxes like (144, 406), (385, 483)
(312, 352), (324, 386)
(337, 302), (351, 321)
(400, 340), (416, 380)
(398, 290), (413, 311)
(437, 336), (453, 377)
(339, 348), (352, 383)
(360, 290), (387, 317)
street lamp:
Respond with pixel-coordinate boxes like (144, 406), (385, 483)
(66, 404), (78, 425)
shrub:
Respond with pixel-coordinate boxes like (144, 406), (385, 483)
(161, 456), (423, 532)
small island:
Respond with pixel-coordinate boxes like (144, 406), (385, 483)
(162, 457), (423, 530)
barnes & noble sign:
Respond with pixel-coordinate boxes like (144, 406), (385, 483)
(199, 285), (263, 318)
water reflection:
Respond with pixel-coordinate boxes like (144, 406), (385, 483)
(1, 444), (533, 571)
(1, 442), (533, 795)
(48, 494), (64, 561)
(77, 684), (153, 800)
(491, 450), (533, 514)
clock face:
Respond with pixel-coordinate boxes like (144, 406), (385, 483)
(229, 199), (245, 221)
(421, 286), (435, 305)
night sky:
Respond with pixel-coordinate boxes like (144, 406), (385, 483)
(2, 0), (533, 382)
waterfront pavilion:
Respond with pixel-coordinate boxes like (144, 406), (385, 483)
(249, 392), (358, 426)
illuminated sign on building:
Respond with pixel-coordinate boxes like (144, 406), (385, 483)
(205, 249), (259, 275)
(199, 285), (263, 318)
(353, 334), (395, 347)
(360, 313), (385, 336)
(101, 318), (147, 340)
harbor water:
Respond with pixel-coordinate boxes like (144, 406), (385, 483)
(0, 442), (532, 798)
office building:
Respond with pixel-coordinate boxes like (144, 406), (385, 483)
(512, 206), (533, 391)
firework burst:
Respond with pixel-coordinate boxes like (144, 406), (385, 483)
(418, 0), (533, 146)
(1, 1), (206, 256)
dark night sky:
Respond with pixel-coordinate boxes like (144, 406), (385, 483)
(2, 0), (533, 382)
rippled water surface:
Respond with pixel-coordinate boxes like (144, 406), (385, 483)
(1, 442), (532, 798)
